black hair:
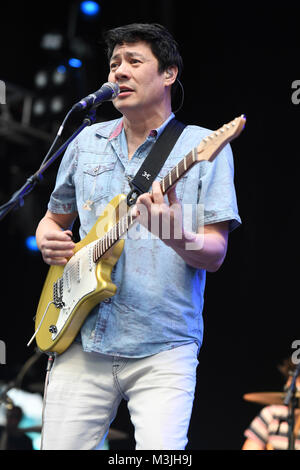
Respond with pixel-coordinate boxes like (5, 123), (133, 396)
(103, 23), (183, 79)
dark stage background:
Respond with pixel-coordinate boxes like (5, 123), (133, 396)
(0, 1), (298, 450)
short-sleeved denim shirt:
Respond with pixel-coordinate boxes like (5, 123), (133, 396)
(48, 113), (241, 358)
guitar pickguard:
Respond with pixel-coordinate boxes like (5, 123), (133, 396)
(51, 242), (97, 340)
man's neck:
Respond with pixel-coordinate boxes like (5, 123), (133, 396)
(123, 109), (172, 159)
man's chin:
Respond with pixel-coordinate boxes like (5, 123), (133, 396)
(113, 100), (140, 116)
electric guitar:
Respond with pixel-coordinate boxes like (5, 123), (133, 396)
(29, 115), (246, 354)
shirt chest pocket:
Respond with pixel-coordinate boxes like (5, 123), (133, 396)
(158, 164), (188, 201)
(83, 161), (115, 203)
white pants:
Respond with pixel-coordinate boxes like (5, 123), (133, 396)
(41, 342), (198, 450)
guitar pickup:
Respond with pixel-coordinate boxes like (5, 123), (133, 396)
(53, 277), (64, 308)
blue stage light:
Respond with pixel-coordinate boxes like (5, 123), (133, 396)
(80, 1), (100, 16)
(57, 65), (66, 74)
(25, 236), (39, 252)
(68, 58), (82, 68)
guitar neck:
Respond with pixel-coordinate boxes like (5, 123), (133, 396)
(92, 148), (198, 263)
(92, 208), (136, 263)
(159, 147), (198, 195)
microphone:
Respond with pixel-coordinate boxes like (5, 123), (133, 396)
(72, 82), (120, 111)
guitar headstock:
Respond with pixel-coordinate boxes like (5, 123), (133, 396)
(196, 114), (246, 162)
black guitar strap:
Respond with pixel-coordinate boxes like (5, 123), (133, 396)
(126, 118), (186, 206)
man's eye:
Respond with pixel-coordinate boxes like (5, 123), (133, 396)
(110, 63), (118, 70)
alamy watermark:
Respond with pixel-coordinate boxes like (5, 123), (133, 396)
(291, 339), (300, 365)
(94, 201), (205, 250)
(0, 80), (6, 105)
(291, 80), (300, 105)
(0, 340), (6, 365)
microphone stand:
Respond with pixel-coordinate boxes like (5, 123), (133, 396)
(284, 361), (300, 450)
(0, 108), (96, 222)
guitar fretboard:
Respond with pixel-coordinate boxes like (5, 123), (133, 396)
(92, 147), (198, 263)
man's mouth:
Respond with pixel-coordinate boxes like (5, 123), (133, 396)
(119, 87), (134, 96)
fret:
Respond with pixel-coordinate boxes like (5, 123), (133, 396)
(172, 167), (177, 183)
(164, 175), (168, 191)
(160, 176), (167, 194)
(159, 151), (195, 196)
(117, 220), (121, 240)
(129, 213), (133, 227)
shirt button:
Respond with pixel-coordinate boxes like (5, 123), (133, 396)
(103, 298), (111, 304)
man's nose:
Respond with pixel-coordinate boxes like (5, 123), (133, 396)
(114, 62), (131, 79)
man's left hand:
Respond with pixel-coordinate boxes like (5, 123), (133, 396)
(136, 181), (183, 246)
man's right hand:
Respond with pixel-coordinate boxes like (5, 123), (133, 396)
(39, 229), (75, 266)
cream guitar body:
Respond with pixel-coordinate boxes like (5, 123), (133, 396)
(30, 115), (246, 355)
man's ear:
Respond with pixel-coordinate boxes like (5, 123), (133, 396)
(164, 66), (178, 85)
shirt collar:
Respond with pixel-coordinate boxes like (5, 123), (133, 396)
(95, 113), (175, 141)
(149, 112), (175, 139)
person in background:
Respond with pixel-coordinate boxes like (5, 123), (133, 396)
(242, 358), (300, 450)
(0, 406), (33, 450)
